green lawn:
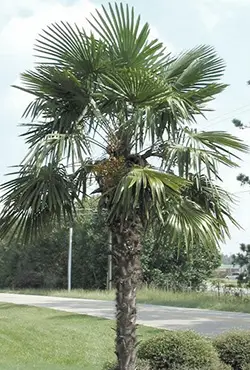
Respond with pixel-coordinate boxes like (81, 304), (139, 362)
(0, 303), (160, 370)
(2, 287), (250, 313)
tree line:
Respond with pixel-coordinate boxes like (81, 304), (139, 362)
(0, 199), (221, 290)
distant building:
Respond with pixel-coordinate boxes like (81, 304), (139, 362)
(216, 264), (243, 278)
(219, 264), (241, 273)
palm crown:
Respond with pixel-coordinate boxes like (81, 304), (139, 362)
(0, 3), (247, 252)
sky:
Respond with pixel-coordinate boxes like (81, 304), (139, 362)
(1, 0), (250, 254)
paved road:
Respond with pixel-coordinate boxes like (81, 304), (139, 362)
(0, 293), (250, 336)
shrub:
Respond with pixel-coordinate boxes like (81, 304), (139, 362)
(214, 330), (250, 369)
(138, 330), (221, 369)
(172, 365), (230, 370)
(103, 359), (152, 370)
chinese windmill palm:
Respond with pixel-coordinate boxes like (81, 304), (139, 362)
(0, 3), (248, 370)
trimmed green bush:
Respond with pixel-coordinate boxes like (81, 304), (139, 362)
(172, 365), (230, 370)
(138, 330), (221, 369)
(103, 360), (230, 370)
(214, 330), (250, 370)
(103, 359), (152, 370)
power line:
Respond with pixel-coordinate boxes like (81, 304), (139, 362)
(204, 104), (250, 125)
(232, 190), (250, 195)
(202, 104), (250, 130)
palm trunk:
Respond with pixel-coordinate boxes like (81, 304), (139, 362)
(111, 218), (142, 370)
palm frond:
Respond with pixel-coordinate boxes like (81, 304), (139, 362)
(0, 164), (78, 243)
(89, 3), (169, 70)
(106, 166), (188, 224)
(165, 45), (226, 89)
(16, 67), (86, 105)
(161, 197), (222, 248)
(100, 67), (171, 106)
(14, 66), (104, 165)
(183, 173), (240, 235)
(189, 130), (249, 155)
(35, 21), (109, 75)
(159, 129), (248, 178)
(21, 130), (91, 168)
(138, 46), (228, 144)
(72, 159), (94, 196)
(105, 166), (228, 249)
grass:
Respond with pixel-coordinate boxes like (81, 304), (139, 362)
(2, 286), (250, 313)
(0, 303), (161, 370)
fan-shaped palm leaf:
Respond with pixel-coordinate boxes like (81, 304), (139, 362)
(159, 129), (248, 178)
(162, 197), (222, 248)
(89, 3), (169, 70)
(165, 45), (226, 89)
(183, 173), (240, 237)
(35, 22), (109, 74)
(0, 164), (78, 243)
(106, 166), (188, 224)
(105, 167), (227, 249)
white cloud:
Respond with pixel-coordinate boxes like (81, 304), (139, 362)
(194, 0), (249, 30)
(0, 0), (96, 61)
(150, 26), (176, 53)
(197, 2), (221, 30)
(218, 0), (250, 3)
(198, 0), (250, 5)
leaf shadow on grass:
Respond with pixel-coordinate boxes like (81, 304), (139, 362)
(0, 303), (27, 310)
(47, 313), (111, 322)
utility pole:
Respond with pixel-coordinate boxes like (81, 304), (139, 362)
(107, 231), (112, 290)
(68, 161), (75, 293)
(68, 226), (73, 292)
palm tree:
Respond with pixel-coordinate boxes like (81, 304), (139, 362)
(0, 4), (248, 370)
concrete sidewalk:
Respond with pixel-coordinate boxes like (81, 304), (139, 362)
(1, 293), (250, 336)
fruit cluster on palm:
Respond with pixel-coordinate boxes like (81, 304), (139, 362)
(0, 4), (248, 370)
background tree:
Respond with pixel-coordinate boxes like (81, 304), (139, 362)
(232, 97), (250, 286)
(142, 234), (221, 291)
(222, 254), (233, 265)
(0, 198), (109, 290)
(232, 243), (250, 284)
(0, 4), (247, 370)
(0, 205), (220, 291)
(233, 79), (250, 181)
(237, 173), (250, 186)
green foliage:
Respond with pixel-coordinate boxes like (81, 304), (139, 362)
(222, 254), (233, 265)
(168, 364), (230, 370)
(102, 356), (230, 370)
(0, 213), (220, 290)
(0, 164), (77, 244)
(237, 174), (250, 185)
(0, 199), (109, 289)
(103, 359), (152, 370)
(0, 234), (66, 289)
(214, 331), (250, 369)
(138, 330), (221, 369)
(232, 244), (250, 284)
(233, 119), (245, 129)
(141, 231), (221, 291)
